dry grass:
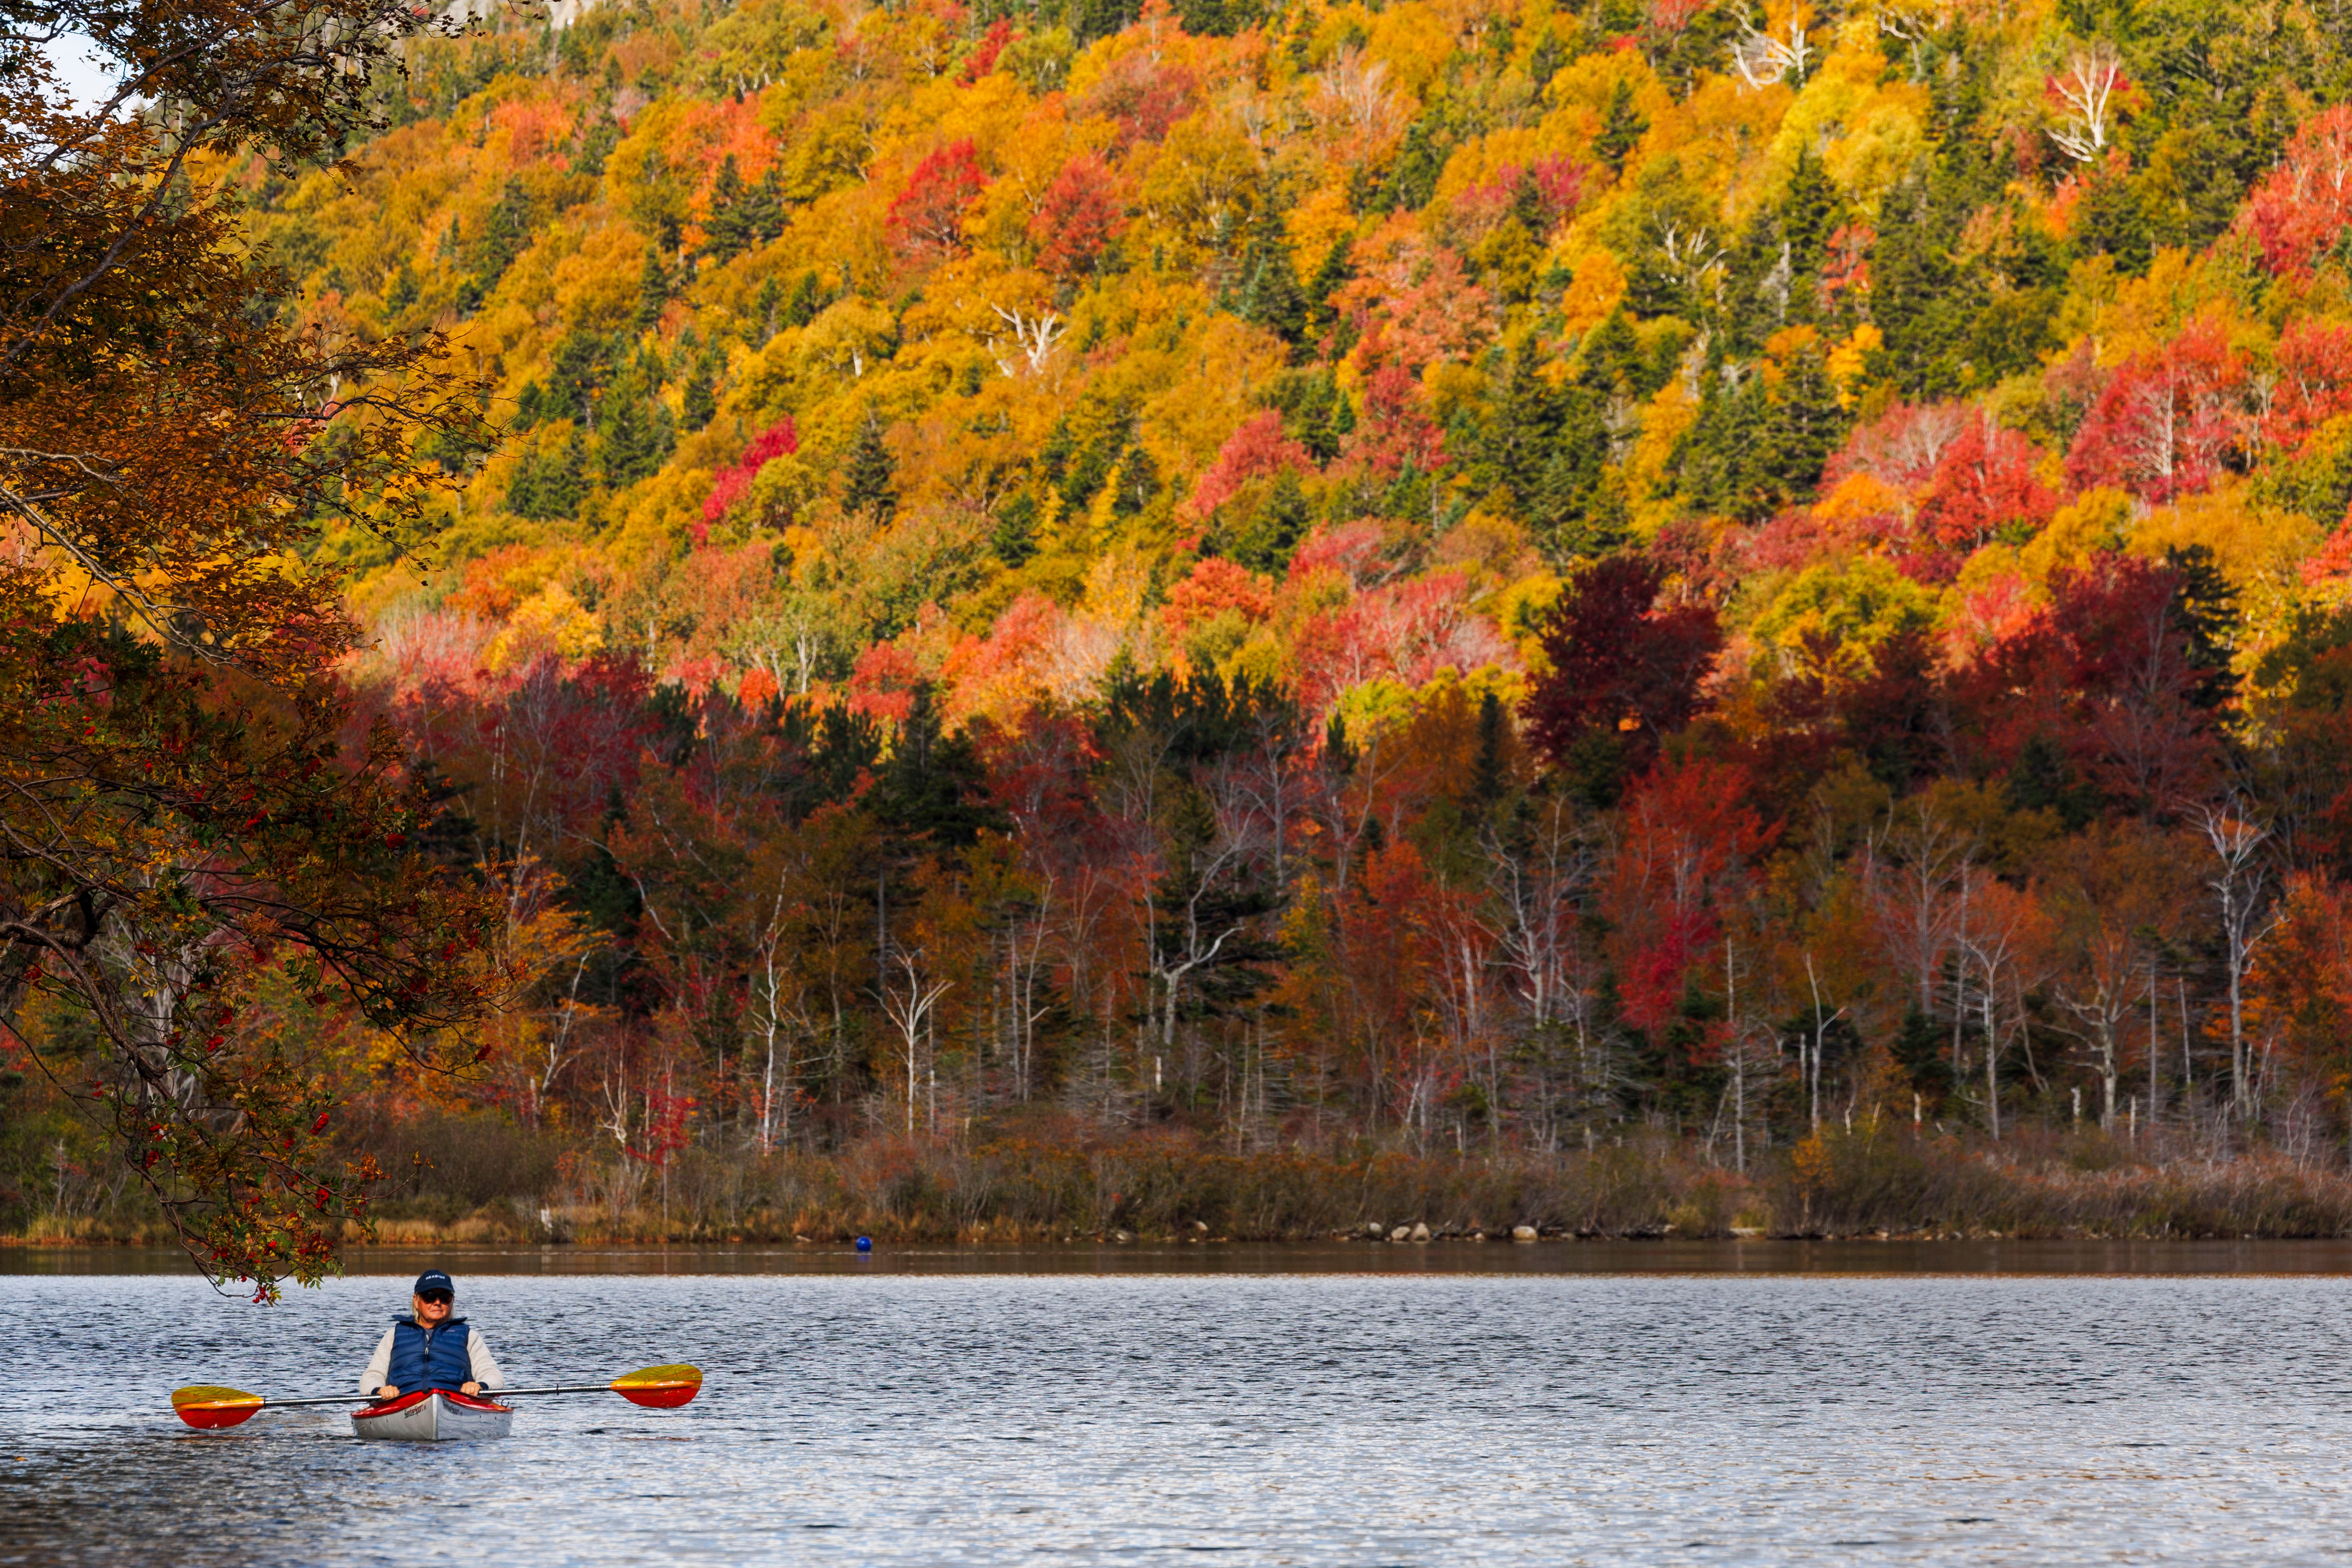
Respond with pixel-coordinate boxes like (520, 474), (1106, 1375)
(16, 1125), (2352, 1250)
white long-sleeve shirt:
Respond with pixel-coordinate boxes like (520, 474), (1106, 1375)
(360, 1321), (505, 1394)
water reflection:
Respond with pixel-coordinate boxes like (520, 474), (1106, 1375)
(5, 1265), (2352, 1564)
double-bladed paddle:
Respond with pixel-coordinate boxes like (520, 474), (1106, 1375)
(171, 1364), (702, 1428)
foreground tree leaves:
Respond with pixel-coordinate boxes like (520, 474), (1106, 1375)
(0, 3), (499, 1295)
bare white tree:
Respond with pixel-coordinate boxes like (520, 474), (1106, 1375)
(1312, 45), (1407, 141)
(1952, 868), (2045, 1142)
(1001, 872), (1057, 1102)
(1802, 952), (1847, 1132)
(1730, 8), (1814, 89)
(1483, 800), (1602, 1146)
(880, 943), (952, 1136)
(2047, 42), (2125, 163)
(987, 303), (1068, 377)
(2195, 797), (2278, 1121)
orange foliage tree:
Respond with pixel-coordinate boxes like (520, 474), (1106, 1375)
(0, 2), (499, 1293)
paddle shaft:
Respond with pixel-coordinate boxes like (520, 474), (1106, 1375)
(200, 1383), (645, 1408)
(494, 1384), (621, 1397)
(173, 1363), (699, 1428)
(263, 1388), (514, 1408)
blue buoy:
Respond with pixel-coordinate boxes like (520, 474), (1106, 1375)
(855, 1236), (873, 1252)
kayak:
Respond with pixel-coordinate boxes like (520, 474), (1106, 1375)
(350, 1389), (515, 1442)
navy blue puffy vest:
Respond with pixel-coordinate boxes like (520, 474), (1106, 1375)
(386, 1317), (472, 1392)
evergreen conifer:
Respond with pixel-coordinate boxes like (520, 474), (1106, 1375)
(784, 270), (826, 328)
(1575, 308), (1644, 400)
(1303, 235), (1355, 342)
(1385, 116), (1448, 212)
(871, 684), (1003, 847)
(841, 412), (900, 527)
(1237, 206), (1307, 347)
(992, 493), (1038, 567)
(681, 354), (717, 431)
(595, 382), (672, 488)
(1766, 346), (1845, 503)
(1526, 27), (1567, 91)
(1474, 334), (1564, 510)
(1110, 444), (1160, 518)
(703, 154), (751, 262)
(474, 178), (533, 291)
(634, 245), (671, 332)
(1593, 79), (1648, 174)
(1233, 471), (1310, 573)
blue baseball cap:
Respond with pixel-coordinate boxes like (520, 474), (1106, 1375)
(413, 1269), (454, 1296)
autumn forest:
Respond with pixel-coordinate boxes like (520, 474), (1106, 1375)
(11, 0), (2352, 1280)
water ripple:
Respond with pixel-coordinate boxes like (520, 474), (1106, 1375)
(2, 1271), (2348, 1564)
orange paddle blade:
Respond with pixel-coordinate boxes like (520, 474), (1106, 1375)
(610, 1364), (702, 1409)
(172, 1386), (265, 1429)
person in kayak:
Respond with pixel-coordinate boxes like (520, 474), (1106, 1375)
(360, 1269), (506, 1399)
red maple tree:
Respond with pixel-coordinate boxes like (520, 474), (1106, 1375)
(887, 141), (986, 262)
(2064, 321), (2247, 502)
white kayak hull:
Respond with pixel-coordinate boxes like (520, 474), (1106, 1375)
(351, 1389), (514, 1441)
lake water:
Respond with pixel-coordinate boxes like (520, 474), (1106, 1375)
(5, 1244), (2352, 1564)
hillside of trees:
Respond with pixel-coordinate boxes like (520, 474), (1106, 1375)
(16, 0), (2352, 1247)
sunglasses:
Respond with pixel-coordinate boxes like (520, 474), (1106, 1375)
(417, 1290), (454, 1305)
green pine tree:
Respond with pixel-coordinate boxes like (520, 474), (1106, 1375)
(1174, 0), (1227, 37)
(783, 270), (826, 328)
(1058, 407), (1133, 511)
(1779, 145), (1842, 310)
(1384, 115), (1449, 212)
(1869, 164), (1978, 397)
(681, 353), (717, 431)
(1468, 691), (1510, 814)
(841, 412), (900, 527)
(1528, 393), (1610, 547)
(703, 153), (751, 262)
(872, 684), (1005, 848)
(1525, 26), (1567, 91)
(750, 277), (782, 348)
(1473, 334), (1565, 511)
(1593, 78), (1648, 174)
(546, 329), (611, 424)
(1266, 367), (1350, 463)
(508, 429), (589, 520)
(1575, 308), (1644, 399)
(1677, 363), (1776, 521)
(2073, 156), (2153, 274)
(1303, 234), (1355, 341)
(474, 178), (533, 291)
(1553, 467), (1630, 561)
(1766, 346), (1846, 505)
(1110, 444), (1160, 519)
(992, 493), (1038, 567)
(1237, 205), (1307, 347)
(634, 245), (671, 332)
(742, 167), (785, 249)
(1232, 471), (1310, 573)
(595, 388), (668, 488)
(2164, 543), (2242, 711)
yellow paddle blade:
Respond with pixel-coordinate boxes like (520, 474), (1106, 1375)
(172, 1386), (265, 1429)
(610, 1364), (702, 1409)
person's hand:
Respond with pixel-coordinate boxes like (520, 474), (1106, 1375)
(376, 1385), (399, 1399)
(461, 1381), (481, 1396)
